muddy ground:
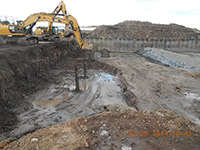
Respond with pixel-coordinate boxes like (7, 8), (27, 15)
(0, 41), (138, 142)
(101, 53), (200, 126)
(0, 41), (200, 150)
(0, 40), (87, 141)
(6, 64), (135, 140)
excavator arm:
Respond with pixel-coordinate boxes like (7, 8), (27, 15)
(52, 1), (67, 17)
(48, 0), (68, 34)
(68, 15), (88, 49)
(20, 13), (69, 30)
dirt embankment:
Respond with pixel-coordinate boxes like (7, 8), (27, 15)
(88, 60), (139, 110)
(100, 55), (200, 126)
(0, 41), (86, 138)
(1, 105), (200, 150)
(86, 21), (199, 40)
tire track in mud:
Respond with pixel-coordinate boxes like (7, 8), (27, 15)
(8, 69), (129, 140)
(0, 47), (139, 141)
(68, 82), (100, 115)
(126, 63), (161, 110)
(100, 57), (200, 127)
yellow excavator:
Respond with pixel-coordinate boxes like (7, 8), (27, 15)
(35, 1), (75, 40)
(34, 27), (48, 35)
(0, 1), (89, 49)
(34, 26), (65, 41)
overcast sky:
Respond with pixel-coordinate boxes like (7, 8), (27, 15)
(0, 0), (199, 29)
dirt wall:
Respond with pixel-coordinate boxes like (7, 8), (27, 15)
(84, 38), (200, 51)
(0, 41), (86, 136)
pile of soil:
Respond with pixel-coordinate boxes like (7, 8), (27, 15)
(1, 104), (200, 150)
(86, 21), (199, 40)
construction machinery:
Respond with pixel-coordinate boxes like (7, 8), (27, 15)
(33, 1), (70, 40)
(0, 1), (90, 49)
(33, 26), (65, 41)
(34, 26), (48, 35)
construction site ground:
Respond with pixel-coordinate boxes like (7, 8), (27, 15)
(0, 42), (200, 150)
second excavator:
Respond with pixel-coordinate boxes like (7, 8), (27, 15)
(0, 1), (90, 49)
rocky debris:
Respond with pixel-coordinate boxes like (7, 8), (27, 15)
(140, 48), (200, 71)
(86, 21), (199, 40)
(1, 117), (90, 150)
(2, 104), (200, 150)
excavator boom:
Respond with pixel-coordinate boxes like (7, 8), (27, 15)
(21, 13), (70, 29)
(68, 15), (86, 49)
(48, 0), (68, 34)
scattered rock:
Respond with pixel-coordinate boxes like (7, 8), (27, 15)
(31, 138), (38, 142)
(100, 130), (109, 137)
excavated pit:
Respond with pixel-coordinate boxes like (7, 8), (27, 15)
(1, 41), (200, 150)
(0, 41), (137, 141)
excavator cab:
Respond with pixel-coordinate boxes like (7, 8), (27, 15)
(52, 27), (59, 35)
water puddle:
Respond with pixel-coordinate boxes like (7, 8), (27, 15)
(95, 73), (116, 82)
(33, 76), (91, 108)
(33, 72), (120, 109)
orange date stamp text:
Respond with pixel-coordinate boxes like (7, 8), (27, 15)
(129, 131), (192, 137)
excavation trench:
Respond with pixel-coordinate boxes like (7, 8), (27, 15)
(0, 42), (137, 141)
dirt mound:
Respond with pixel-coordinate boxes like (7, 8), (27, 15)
(86, 21), (199, 40)
(1, 105), (200, 150)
